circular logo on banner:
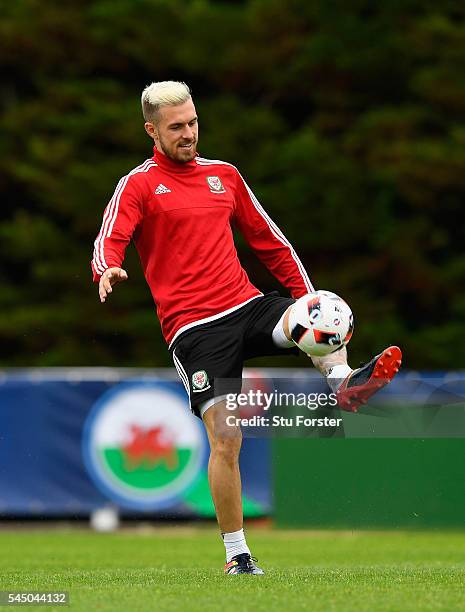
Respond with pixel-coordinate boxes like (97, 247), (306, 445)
(82, 382), (206, 510)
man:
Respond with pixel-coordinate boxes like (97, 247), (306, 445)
(92, 81), (401, 575)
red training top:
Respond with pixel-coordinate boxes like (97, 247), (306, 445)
(91, 149), (314, 346)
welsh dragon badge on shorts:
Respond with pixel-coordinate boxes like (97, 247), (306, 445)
(192, 370), (211, 392)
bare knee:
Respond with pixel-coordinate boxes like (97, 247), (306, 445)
(203, 400), (242, 451)
(210, 433), (242, 466)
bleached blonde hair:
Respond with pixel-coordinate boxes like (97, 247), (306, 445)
(141, 81), (191, 123)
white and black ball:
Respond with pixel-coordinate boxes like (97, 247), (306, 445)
(288, 290), (354, 356)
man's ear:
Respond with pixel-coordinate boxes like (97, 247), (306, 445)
(144, 122), (158, 141)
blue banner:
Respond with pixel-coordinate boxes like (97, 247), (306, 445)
(2, 369), (463, 517)
(0, 371), (270, 517)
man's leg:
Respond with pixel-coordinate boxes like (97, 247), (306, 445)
(202, 399), (243, 533)
(202, 399), (264, 575)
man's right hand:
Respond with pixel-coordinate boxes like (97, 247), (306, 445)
(99, 267), (128, 303)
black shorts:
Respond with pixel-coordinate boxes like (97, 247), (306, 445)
(170, 293), (297, 417)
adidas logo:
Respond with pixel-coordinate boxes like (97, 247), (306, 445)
(155, 184), (171, 194)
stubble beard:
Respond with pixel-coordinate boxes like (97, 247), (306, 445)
(159, 135), (197, 164)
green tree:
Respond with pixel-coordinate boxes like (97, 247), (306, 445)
(1, 0), (464, 368)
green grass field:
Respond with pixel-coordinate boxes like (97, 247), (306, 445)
(0, 527), (464, 611)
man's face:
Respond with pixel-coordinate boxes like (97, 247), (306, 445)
(145, 99), (198, 163)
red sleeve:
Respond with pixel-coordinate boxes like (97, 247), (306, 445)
(232, 170), (314, 298)
(91, 174), (143, 282)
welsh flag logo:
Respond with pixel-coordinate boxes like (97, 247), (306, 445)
(122, 425), (178, 471)
(83, 383), (206, 510)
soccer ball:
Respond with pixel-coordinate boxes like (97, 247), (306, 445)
(288, 290), (354, 356)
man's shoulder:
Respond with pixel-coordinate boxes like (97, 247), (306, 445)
(195, 155), (239, 175)
(123, 157), (158, 182)
(115, 158), (160, 197)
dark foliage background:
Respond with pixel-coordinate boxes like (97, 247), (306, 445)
(1, 0), (464, 368)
